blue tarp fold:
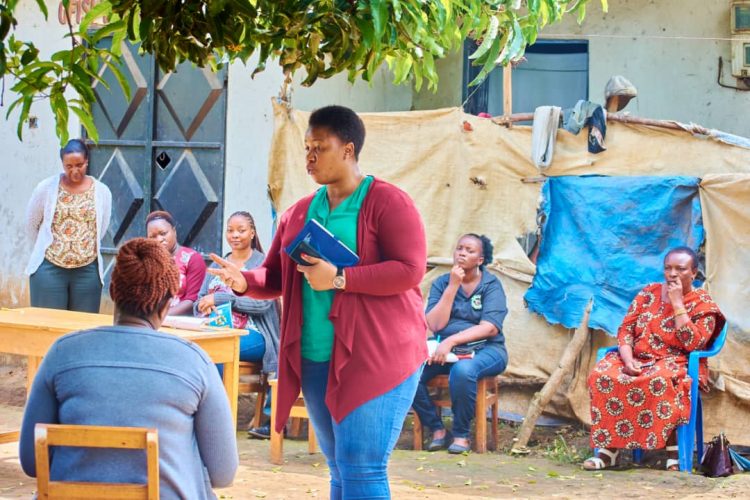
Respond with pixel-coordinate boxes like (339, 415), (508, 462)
(524, 176), (704, 335)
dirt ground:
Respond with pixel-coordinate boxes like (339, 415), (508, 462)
(2, 363), (750, 499)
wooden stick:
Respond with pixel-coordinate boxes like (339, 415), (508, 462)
(491, 112), (710, 135)
(496, 376), (547, 387)
(502, 65), (513, 118)
(511, 300), (593, 453)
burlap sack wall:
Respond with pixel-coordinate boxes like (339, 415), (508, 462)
(268, 101), (750, 443)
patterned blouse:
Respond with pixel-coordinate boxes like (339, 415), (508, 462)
(44, 183), (98, 268)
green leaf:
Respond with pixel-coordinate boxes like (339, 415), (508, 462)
(34, 0), (49, 19)
(469, 15), (498, 60)
(468, 35), (501, 87)
(16, 96), (33, 140)
(70, 105), (99, 142)
(20, 46), (39, 65)
(80, 1), (111, 33)
(91, 21), (126, 45)
(103, 58), (131, 101)
(371, 0), (388, 40)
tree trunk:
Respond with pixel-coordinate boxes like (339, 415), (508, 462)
(511, 300), (593, 454)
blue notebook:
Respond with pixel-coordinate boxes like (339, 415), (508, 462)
(208, 302), (233, 328)
(285, 219), (360, 267)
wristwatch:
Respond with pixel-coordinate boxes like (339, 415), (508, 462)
(332, 267), (346, 290)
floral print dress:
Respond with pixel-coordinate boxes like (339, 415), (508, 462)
(588, 283), (724, 450)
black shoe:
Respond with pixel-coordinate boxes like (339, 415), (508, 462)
(247, 423), (271, 440)
(426, 431), (451, 452)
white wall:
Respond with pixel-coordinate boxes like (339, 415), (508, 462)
(222, 59), (286, 253)
(223, 64), (414, 253)
(1, 2), (416, 306)
(0, 1), (80, 308)
(415, 0), (750, 138)
(549, 0), (749, 138)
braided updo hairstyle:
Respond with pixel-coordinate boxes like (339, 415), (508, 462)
(464, 233), (494, 270)
(110, 238), (180, 317)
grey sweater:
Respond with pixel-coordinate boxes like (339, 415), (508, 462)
(19, 325), (238, 500)
(195, 250), (281, 374)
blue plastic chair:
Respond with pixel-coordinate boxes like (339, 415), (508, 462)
(594, 322), (729, 473)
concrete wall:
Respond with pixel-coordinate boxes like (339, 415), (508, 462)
(226, 64), (413, 254)
(414, 0), (750, 138)
(0, 1), (414, 308)
(0, 2), (80, 309)
(8, 0), (741, 310)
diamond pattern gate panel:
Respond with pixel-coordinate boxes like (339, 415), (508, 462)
(152, 64), (227, 255)
(87, 41), (154, 284)
(86, 43), (228, 292)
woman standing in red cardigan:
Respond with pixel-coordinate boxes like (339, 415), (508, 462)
(210, 105), (427, 499)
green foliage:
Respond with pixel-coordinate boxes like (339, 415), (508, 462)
(543, 433), (592, 464)
(1, 0), (608, 144)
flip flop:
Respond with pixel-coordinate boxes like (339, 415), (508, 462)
(447, 441), (471, 454)
(666, 445), (680, 471)
(582, 448), (619, 470)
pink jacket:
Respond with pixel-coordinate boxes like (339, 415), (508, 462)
(242, 178), (428, 430)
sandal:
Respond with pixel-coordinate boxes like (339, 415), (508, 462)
(665, 445), (680, 471)
(427, 430), (451, 452)
(582, 448), (619, 470)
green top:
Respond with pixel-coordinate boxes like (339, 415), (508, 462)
(301, 175), (374, 361)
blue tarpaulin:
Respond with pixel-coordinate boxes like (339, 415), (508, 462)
(524, 176), (704, 335)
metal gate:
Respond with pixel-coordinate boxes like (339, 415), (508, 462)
(86, 41), (227, 280)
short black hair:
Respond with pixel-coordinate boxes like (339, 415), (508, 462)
(664, 246), (698, 271)
(60, 138), (89, 160)
(464, 233), (494, 270)
(308, 105), (366, 160)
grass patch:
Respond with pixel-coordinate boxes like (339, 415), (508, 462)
(543, 434), (592, 464)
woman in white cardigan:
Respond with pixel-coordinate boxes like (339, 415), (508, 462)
(25, 139), (112, 312)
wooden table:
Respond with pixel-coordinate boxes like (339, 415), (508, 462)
(0, 307), (246, 442)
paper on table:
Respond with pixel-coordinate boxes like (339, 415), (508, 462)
(162, 316), (210, 331)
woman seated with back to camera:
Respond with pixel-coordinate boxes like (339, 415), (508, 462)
(583, 246), (725, 471)
(19, 238), (237, 498)
(412, 234), (509, 454)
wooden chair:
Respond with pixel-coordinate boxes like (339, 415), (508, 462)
(34, 423), (159, 499)
(412, 375), (500, 453)
(269, 379), (317, 465)
(238, 361), (269, 429)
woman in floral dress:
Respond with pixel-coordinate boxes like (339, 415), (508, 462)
(583, 246), (724, 471)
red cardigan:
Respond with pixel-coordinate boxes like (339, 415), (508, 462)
(242, 178), (428, 431)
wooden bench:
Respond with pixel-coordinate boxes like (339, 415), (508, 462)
(412, 374), (500, 453)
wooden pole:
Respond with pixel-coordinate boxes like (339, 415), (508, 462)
(502, 64), (512, 116)
(492, 112), (711, 135)
(511, 300), (593, 454)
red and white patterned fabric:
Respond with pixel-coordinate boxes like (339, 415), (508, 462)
(588, 283), (724, 450)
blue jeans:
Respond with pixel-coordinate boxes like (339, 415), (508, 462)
(301, 359), (422, 500)
(411, 343), (507, 438)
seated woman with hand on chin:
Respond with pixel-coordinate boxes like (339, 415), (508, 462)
(583, 246), (725, 471)
(412, 234), (509, 454)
